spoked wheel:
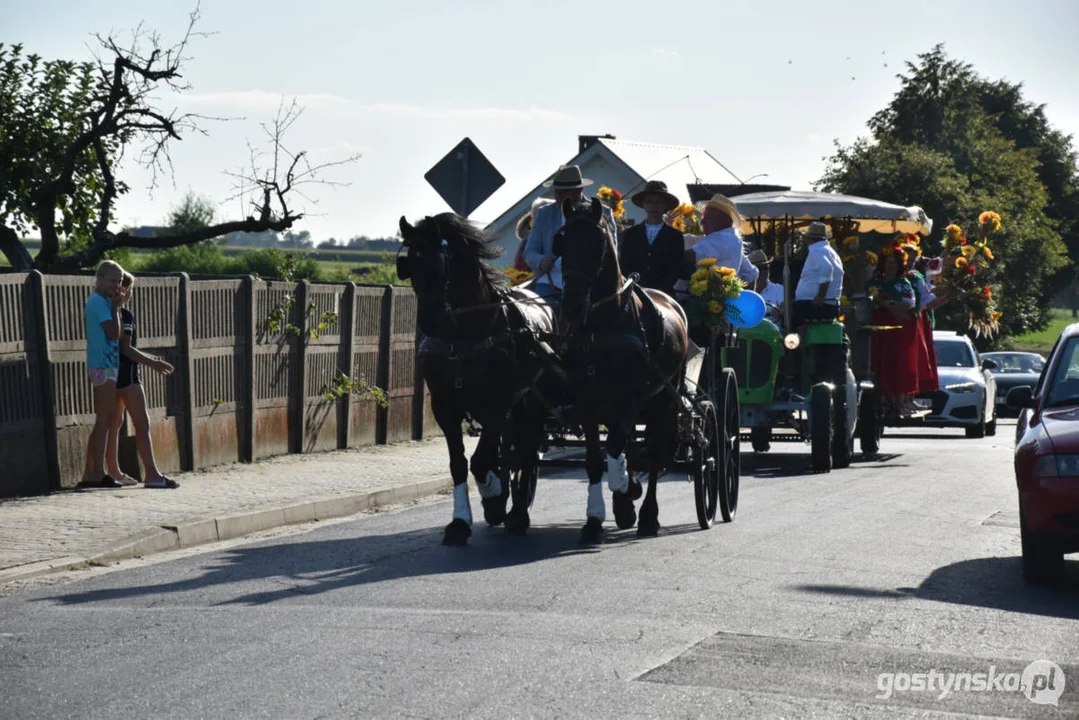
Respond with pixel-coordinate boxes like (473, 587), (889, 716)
(692, 398), (720, 530)
(716, 368), (740, 522)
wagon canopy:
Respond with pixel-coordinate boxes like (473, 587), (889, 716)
(725, 190), (934, 237)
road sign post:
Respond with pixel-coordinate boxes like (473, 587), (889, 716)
(425, 138), (504, 218)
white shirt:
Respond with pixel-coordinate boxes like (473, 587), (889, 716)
(689, 228), (759, 284)
(795, 240), (843, 302)
(644, 223), (663, 245)
(759, 281), (784, 310)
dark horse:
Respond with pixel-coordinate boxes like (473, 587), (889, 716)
(397, 213), (557, 545)
(553, 197), (690, 544)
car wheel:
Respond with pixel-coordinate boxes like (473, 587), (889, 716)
(1020, 504), (1064, 585)
(985, 416), (997, 436)
(965, 407), (986, 439)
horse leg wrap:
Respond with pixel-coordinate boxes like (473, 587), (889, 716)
(452, 483), (473, 525)
(587, 482), (606, 521)
(477, 470), (502, 500)
(606, 453), (630, 494)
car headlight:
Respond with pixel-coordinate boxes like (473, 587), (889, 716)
(945, 382), (976, 393)
(1031, 454), (1079, 478)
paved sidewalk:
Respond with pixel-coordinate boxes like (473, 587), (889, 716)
(0, 437), (476, 584)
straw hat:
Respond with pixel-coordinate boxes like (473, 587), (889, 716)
(542, 164), (593, 190)
(630, 180), (680, 212)
(806, 221), (830, 241)
(695, 194), (743, 225)
(747, 249), (772, 266)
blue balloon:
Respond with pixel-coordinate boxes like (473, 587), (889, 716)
(725, 290), (766, 328)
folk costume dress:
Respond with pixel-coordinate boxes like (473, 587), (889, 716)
(869, 274), (920, 397)
(908, 269), (939, 393)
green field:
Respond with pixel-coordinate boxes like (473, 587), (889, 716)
(1008, 308), (1076, 352)
(1, 239), (392, 275)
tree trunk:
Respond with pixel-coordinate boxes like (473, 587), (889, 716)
(0, 226), (34, 272)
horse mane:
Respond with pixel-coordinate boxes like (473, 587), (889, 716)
(563, 196), (622, 280)
(420, 213), (508, 289)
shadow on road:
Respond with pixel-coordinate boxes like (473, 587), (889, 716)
(743, 451), (908, 478)
(39, 517), (711, 608)
(793, 556), (1079, 620)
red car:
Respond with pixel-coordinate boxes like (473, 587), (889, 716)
(1008, 321), (1079, 584)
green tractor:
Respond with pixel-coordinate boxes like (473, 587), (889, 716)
(721, 309), (878, 472)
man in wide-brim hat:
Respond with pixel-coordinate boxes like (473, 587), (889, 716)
(523, 164), (616, 303)
(683, 193), (758, 284)
(618, 180), (685, 298)
(792, 221), (843, 329)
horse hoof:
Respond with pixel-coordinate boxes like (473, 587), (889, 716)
(581, 517), (604, 546)
(628, 478), (643, 502)
(442, 519), (472, 546)
(482, 497), (507, 527)
(636, 520), (660, 538)
(505, 508), (530, 535)
(612, 491), (637, 530)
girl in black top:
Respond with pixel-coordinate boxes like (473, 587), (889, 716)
(105, 272), (180, 488)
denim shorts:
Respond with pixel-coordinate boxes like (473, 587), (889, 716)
(88, 367), (119, 387)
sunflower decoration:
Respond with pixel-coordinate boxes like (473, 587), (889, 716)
(684, 257), (745, 332)
(935, 211), (1004, 337)
(503, 268), (534, 287)
(596, 187), (625, 219)
(666, 203), (704, 235)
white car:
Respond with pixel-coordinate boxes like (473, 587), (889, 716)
(918, 331), (998, 438)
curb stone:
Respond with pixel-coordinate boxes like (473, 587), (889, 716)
(0, 476), (454, 586)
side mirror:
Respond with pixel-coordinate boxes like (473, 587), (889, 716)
(1006, 385), (1035, 410)
(981, 358), (999, 371)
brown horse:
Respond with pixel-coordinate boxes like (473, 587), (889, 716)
(552, 197), (689, 544)
(397, 213), (556, 545)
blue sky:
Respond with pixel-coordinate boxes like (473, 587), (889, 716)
(9, 0), (1079, 242)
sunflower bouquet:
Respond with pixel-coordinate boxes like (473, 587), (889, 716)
(685, 257), (746, 333)
(596, 186), (625, 219)
(935, 211), (1002, 337)
(503, 268), (534, 287)
(666, 203), (704, 235)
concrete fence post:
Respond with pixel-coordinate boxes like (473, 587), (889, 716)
(175, 272), (196, 472)
(241, 275), (256, 463)
(291, 279), (309, 454)
(376, 286), (393, 445)
(28, 271), (61, 492)
(339, 282), (357, 449)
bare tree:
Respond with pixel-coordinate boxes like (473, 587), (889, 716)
(0, 4), (359, 272)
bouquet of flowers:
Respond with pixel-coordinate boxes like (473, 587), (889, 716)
(503, 268), (534, 287)
(935, 211), (1002, 337)
(684, 257), (745, 333)
(596, 186), (625, 219)
(666, 204), (704, 235)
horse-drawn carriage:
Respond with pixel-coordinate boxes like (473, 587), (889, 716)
(397, 197), (742, 546)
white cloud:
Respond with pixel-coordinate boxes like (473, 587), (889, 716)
(181, 90), (350, 110)
(369, 103), (569, 122)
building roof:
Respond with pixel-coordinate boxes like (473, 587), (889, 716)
(484, 135), (744, 235)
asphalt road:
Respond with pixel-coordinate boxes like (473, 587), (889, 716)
(3, 420), (1078, 719)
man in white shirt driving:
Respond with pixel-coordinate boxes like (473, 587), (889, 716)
(793, 221), (843, 329)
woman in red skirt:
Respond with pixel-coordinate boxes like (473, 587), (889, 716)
(868, 244), (920, 417)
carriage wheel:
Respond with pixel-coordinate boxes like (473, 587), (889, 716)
(692, 398), (720, 530)
(716, 368), (740, 523)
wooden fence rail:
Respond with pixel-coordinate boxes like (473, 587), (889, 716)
(0, 272), (438, 498)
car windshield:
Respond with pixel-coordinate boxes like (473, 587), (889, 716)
(984, 352), (1044, 373)
(1046, 337), (1079, 408)
(935, 341), (975, 368)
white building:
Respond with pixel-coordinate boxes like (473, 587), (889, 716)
(483, 135), (746, 265)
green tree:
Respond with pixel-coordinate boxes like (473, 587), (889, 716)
(167, 191), (216, 235)
(0, 8), (360, 273)
(817, 45), (1073, 337)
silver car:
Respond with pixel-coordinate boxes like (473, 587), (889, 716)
(917, 332), (998, 438)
